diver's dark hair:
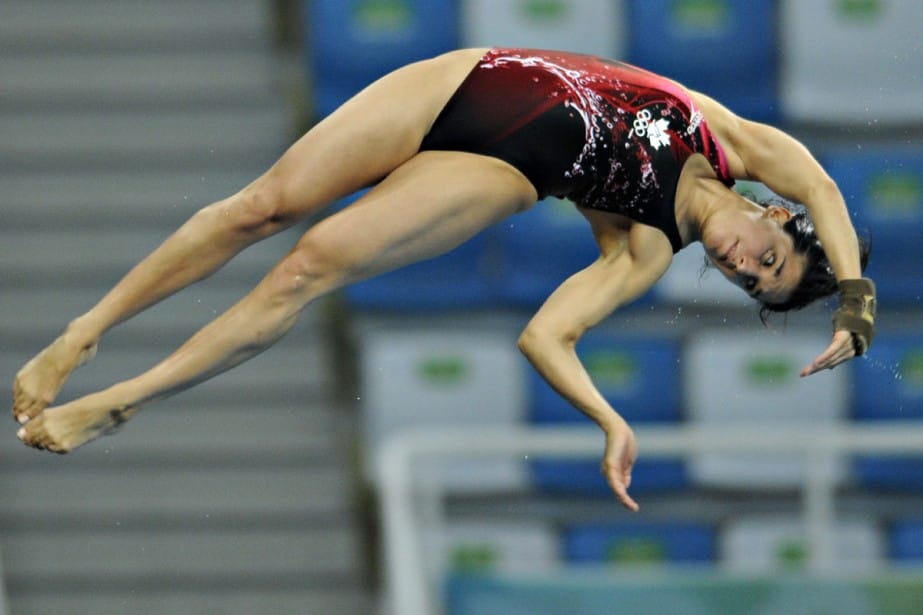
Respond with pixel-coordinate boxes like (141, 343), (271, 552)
(756, 199), (871, 323)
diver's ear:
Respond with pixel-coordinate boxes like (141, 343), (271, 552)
(763, 205), (793, 225)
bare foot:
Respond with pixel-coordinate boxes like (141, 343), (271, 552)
(12, 334), (98, 424)
(17, 395), (134, 454)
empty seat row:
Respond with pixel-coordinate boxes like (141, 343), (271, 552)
(303, 0), (923, 125)
(435, 514), (907, 575)
(357, 322), (923, 494)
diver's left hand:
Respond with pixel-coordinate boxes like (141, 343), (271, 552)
(800, 329), (856, 377)
(601, 417), (639, 512)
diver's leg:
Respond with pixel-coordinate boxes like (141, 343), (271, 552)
(18, 150), (537, 453)
(13, 49), (487, 422)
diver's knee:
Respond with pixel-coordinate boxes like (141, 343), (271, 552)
(203, 174), (296, 240)
(264, 235), (351, 306)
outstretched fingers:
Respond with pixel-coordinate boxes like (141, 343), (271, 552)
(602, 424), (640, 512)
(603, 461), (639, 512)
(801, 330), (856, 377)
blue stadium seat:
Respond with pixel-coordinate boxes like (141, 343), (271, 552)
(852, 334), (923, 489)
(494, 198), (656, 309)
(528, 334), (682, 424)
(528, 333), (687, 494)
(853, 458), (923, 491)
(305, 0), (459, 117)
(333, 190), (500, 310)
(889, 520), (923, 563)
(492, 198), (599, 308)
(529, 457), (687, 495)
(345, 238), (499, 310)
(852, 334), (923, 422)
(562, 522), (716, 564)
(823, 147), (923, 305)
(624, 0), (778, 122)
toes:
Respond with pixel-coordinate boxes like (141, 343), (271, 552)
(13, 404), (37, 426)
(13, 395), (122, 454)
(17, 421), (40, 448)
(12, 402), (30, 425)
(10, 341), (90, 424)
(12, 380), (26, 422)
(12, 396), (45, 425)
(12, 372), (53, 424)
(17, 419), (70, 454)
(17, 423), (35, 447)
(22, 405), (45, 424)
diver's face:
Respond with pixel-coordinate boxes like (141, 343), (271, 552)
(703, 206), (806, 304)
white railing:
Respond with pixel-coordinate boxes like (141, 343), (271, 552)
(376, 424), (923, 615)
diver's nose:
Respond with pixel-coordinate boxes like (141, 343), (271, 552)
(733, 255), (756, 276)
(727, 255), (746, 271)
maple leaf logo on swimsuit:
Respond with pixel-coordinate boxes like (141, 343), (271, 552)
(630, 109), (671, 150)
(646, 118), (671, 150)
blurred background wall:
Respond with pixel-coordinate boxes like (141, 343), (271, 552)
(1, 1), (922, 614)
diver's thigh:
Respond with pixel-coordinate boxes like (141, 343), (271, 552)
(295, 150), (538, 284)
(264, 50), (489, 218)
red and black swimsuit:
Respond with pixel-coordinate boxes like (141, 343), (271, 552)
(420, 48), (734, 253)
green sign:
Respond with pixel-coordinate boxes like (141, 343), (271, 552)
(354, 0), (412, 33)
(671, 0), (730, 31)
(521, 0), (568, 22)
(585, 351), (638, 389)
(452, 544), (498, 573)
(744, 357), (794, 386)
(418, 356), (469, 386)
(900, 349), (923, 394)
(836, 0), (883, 21)
(607, 537), (667, 564)
(775, 540), (809, 569)
(868, 173), (922, 216)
